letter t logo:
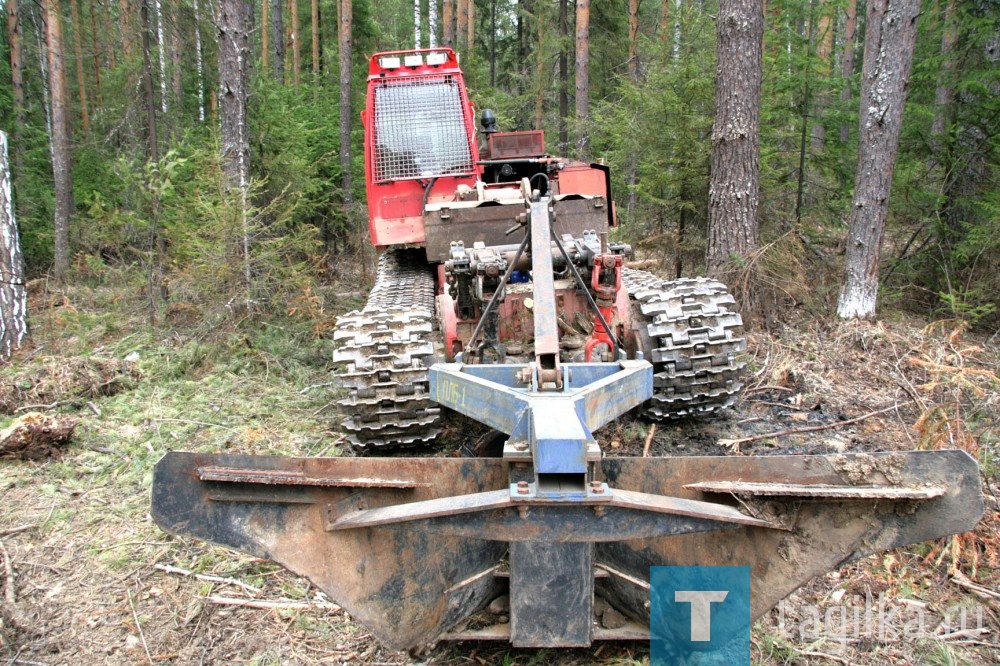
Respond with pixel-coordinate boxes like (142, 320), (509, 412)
(675, 590), (729, 641)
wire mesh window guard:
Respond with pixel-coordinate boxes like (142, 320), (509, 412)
(373, 77), (475, 182)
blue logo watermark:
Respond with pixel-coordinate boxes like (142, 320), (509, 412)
(650, 566), (751, 665)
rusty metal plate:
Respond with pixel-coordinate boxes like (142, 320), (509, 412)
(153, 452), (509, 650)
(424, 197), (608, 262)
(594, 450), (983, 649)
(684, 480), (945, 499)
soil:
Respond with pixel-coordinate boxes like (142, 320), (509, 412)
(1, 306), (997, 665)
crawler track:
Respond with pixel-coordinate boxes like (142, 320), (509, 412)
(332, 250), (441, 449)
(623, 270), (747, 419)
(334, 256), (747, 449)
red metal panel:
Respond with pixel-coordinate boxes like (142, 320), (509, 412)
(487, 131), (545, 159)
(363, 48), (482, 248)
(557, 165), (608, 198)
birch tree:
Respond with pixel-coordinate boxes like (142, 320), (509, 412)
(706, 0), (763, 275)
(194, 0), (206, 122)
(156, 0), (167, 113)
(836, 0), (920, 319)
(414, 0), (421, 47)
(0, 133), (28, 360)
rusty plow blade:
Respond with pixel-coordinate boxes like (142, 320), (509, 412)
(152, 355), (983, 650)
(152, 445), (983, 650)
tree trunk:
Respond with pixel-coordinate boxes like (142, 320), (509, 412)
(489, 0), (495, 85)
(659, 0), (669, 44)
(121, 0), (133, 60)
(30, 4), (53, 141)
(311, 0), (320, 78)
(262, 0), (269, 70)
(141, 0), (159, 161)
(706, 0), (763, 276)
(558, 0), (568, 152)
(155, 0), (167, 112)
(442, 0), (453, 47)
(104, 0), (116, 69)
(533, 2), (545, 130)
(428, 0), (437, 47)
(795, 0), (815, 224)
(414, 0), (421, 47)
(931, 0), (958, 138)
(574, 0), (590, 159)
(455, 0), (467, 58)
(290, 0), (300, 85)
(194, 0), (206, 122)
(836, 0), (920, 320)
(271, 0), (285, 81)
(171, 0), (183, 113)
(466, 0), (473, 55)
(628, 0), (639, 77)
(838, 0), (857, 144)
(44, 0), (75, 280)
(216, 0), (253, 301)
(0, 133), (28, 360)
(88, 0), (102, 105)
(810, 11), (833, 151)
(69, 0), (90, 136)
(339, 0), (352, 205)
(6, 0), (26, 174)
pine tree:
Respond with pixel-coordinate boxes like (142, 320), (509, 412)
(44, 0), (75, 280)
(706, 0), (763, 275)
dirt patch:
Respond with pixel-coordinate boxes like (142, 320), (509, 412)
(0, 356), (139, 414)
(0, 413), (79, 460)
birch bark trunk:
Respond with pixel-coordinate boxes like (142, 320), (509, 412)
(836, 0), (920, 319)
(0, 132), (28, 360)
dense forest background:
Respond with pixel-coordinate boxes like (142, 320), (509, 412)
(0, 0), (998, 329)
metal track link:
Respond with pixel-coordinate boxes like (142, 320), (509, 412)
(333, 250), (441, 450)
(623, 269), (747, 419)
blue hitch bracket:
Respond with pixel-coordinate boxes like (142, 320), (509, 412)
(429, 359), (653, 499)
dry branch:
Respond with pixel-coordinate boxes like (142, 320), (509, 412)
(719, 404), (899, 452)
(0, 525), (33, 537)
(642, 424), (656, 457)
(127, 589), (154, 665)
(154, 563), (262, 594)
(950, 571), (1000, 601)
(1, 539), (15, 604)
(202, 595), (341, 611)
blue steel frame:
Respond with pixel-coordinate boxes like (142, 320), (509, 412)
(429, 359), (653, 496)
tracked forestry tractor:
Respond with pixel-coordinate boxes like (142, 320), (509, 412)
(152, 49), (983, 653)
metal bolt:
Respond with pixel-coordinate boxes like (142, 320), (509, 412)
(516, 481), (530, 495)
(590, 481), (604, 494)
(513, 442), (529, 451)
(518, 506), (530, 518)
(593, 506), (606, 518)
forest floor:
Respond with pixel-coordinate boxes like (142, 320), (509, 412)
(0, 274), (997, 666)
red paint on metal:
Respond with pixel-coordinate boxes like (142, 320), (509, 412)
(363, 48), (481, 248)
